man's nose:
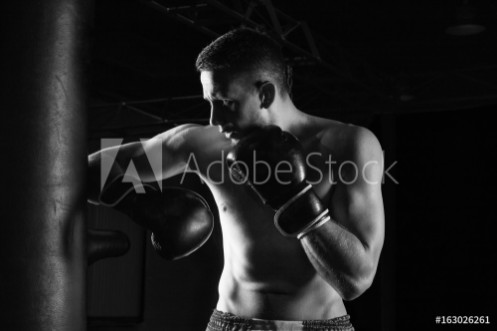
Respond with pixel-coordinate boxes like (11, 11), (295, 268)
(209, 104), (225, 127)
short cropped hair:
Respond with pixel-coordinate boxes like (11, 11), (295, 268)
(195, 28), (292, 94)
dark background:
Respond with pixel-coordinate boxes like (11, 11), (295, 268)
(86, 1), (497, 330)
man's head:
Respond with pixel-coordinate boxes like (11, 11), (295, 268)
(196, 28), (291, 95)
(196, 28), (292, 139)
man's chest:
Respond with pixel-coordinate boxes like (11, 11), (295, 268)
(190, 136), (337, 201)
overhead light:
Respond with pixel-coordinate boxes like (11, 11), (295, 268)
(445, 0), (486, 36)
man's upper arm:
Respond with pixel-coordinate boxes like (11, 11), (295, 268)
(328, 126), (385, 262)
(133, 123), (202, 181)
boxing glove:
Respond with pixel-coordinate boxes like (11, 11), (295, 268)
(226, 125), (330, 239)
(88, 152), (159, 207)
(115, 186), (215, 260)
(87, 229), (130, 265)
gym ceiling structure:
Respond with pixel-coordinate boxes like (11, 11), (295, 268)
(1, 0), (496, 330)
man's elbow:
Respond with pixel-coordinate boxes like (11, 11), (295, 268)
(338, 263), (377, 301)
(340, 274), (374, 301)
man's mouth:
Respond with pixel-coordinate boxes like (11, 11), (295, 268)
(224, 131), (238, 139)
(221, 127), (238, 139)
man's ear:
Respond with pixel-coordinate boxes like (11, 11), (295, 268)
(259, 82), (275, 109)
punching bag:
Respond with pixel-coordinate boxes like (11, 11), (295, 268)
(0, 0), (91, 329)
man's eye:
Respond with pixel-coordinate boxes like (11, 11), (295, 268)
(210, 99), (235, 111)
(222, 100), (237, 111)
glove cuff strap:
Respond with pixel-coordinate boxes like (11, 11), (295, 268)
(296, 212), (330, 239)
(274, 184), (330, 237)
(99, 179), (157, 207)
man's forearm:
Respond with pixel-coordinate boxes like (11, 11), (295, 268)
(87, 143), (137, 205)
(300, 220), (376, 300)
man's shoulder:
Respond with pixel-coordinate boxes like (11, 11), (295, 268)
(315, 119), (382, 161)
(184, 124), (226, 145)
(151, 124), (224, 155)
(168, 123), (232, 155)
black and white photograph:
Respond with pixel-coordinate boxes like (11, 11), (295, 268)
(1, 1), (496, 330)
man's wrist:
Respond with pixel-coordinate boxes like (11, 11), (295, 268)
(273, 185), (331, 238)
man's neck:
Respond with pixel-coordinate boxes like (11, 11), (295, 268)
(270, 100), (311, 136)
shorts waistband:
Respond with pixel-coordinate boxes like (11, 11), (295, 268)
(207, 309), (354, 331)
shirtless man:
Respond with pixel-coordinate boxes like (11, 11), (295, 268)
(89, 28), (384, 330)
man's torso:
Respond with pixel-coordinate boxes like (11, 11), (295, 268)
(181, 118), (354, 320)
